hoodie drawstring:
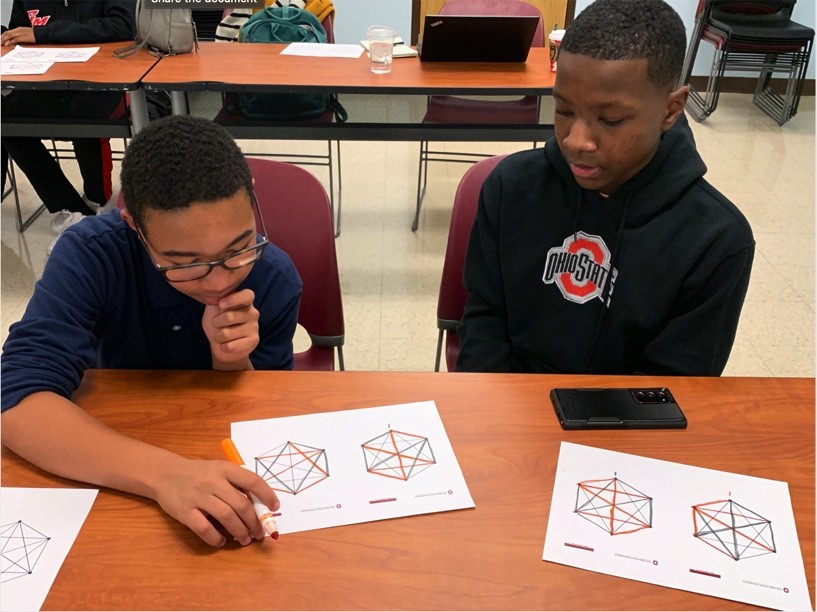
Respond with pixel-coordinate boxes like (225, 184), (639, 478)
(582, 190), (634, 373)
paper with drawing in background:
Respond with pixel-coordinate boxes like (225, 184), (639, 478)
(1, 487), (98, 611)
(281, 42), (363, 58)
(1, 46), (99, 63)
(1, 61), (53, 75)
(231, 401), (474, 534)
(542, 442), (811, 611)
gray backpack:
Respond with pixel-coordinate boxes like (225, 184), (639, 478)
(116, 0), (197, 58)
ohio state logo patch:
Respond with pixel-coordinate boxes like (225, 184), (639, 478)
(542, 231), (618, 305)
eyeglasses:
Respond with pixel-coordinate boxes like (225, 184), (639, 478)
(138, 192), (270, 283)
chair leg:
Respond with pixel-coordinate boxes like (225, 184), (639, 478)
(326, 139), (337, 237)
(413, 140), (429, 232)
(337, 345), (345, 371)
(5, 158), (47, 233)
(434, 329), (444, 372)
(333, 139), (342, 238)
(687, 40), (725, 122)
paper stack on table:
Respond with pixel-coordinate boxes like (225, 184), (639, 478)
(1, 46), (100, 76)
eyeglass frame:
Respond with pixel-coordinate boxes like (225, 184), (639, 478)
(136, 190), (271, 283)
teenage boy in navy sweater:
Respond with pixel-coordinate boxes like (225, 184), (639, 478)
(457, 0), (754, 376)
(2, 116), (302, 548)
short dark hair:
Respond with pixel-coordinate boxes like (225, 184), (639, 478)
(120, 115), (253, 230)
(560, 0), (687, 89)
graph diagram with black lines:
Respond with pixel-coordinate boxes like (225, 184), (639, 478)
(255, 442), (329, 495)
(574, 476), (653, 535)
(362, 429), (436, 481)
(1, 520), (50, 583)
(692, 498), (776, 561)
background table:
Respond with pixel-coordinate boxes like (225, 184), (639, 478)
(2, 371), (813, 610)
(1, 43), (158, 137)
(141, 43), (556, 141)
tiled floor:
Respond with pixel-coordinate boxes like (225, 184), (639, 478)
(2, 92), (814, 376)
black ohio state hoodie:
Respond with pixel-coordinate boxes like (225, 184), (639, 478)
(9, 0), (135, 44)
(457, 117), (755, 376)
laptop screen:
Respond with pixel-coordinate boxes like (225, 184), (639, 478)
(419, 15), (539, 63)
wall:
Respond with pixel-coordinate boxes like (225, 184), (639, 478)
(1, 0), (12, 27)
(573, 0), (815, 79)
(332, 0), (412, 46)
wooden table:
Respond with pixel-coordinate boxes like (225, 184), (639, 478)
(1, 42), (159, 136)
(2, 371), (813, 610)
(141, 42), (556, 141)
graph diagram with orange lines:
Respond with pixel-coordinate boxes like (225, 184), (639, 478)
(574, 477), (653, 535)
(1, 520), (50, 583)
(692, 499), (776, 561)
(362, 429), (436, 481)
(255, 441), (329, 495)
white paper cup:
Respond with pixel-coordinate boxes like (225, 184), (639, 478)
(367, 25), (395, 74)
(548, 29), (565, 72)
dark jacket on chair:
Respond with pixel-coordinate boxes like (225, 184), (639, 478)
(457, 116), (755, 376)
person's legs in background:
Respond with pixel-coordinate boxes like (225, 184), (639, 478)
(2, 90), (124, 218)
(65, 90), (125, 208)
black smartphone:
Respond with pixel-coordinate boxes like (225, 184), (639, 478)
(550, 387), (687, 430)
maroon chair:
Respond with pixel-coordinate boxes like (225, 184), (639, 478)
(116, 157), (345, 371)
(413, 0), (544, 232)
(435, 154), (506, 372)
(247, 157), (345, 370)
(681, 0), (814, 125)
(214, 14), (343, 237)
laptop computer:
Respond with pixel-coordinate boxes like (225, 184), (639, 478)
(419, 15), (539, 63)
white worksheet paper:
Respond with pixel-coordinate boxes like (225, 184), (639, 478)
(0, 61), (53, 75)
(281, 42), (363, 58)
(231, 401), (474, 533)
(1, 487), (98, 611)
(2, 46), (100, 63)
(542, 442), (810, 611)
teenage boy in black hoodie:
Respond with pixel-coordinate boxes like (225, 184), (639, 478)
(1, 0), (135, 228)
(457, 0), (754, 376)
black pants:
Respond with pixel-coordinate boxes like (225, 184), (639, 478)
(2, 90), (124, 214)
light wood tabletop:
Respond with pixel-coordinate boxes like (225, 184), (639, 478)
(2, 371), (813, 610)
(141, 42), (556, 95)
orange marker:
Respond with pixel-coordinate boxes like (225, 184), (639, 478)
(220, 438), (279, 540)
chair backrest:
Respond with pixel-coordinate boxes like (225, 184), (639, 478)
(439, 0), (545, 47)
(246, 157), (344, 370)
(705, 0), (797, 21)
(438, 154), (507, 371)
(117, 159), (345, 370)
(322, 13), (335, 43)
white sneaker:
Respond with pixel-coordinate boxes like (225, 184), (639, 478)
(46, 235), (60, 257)
(49, 211), (86, 234)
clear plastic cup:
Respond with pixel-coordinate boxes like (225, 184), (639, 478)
(367, 25), (395, 74)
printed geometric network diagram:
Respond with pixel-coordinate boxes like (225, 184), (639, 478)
(362, 429), (436, 481)
(692, 499), (776, 561)
(1, 520), (50, 583)
(255, 441), (329, 495)
(574, 476), (653, 535)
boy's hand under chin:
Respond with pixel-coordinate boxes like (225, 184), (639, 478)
(201, 289), (259, 370)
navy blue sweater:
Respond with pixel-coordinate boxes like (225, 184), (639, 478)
(1, 211), (302, 411)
